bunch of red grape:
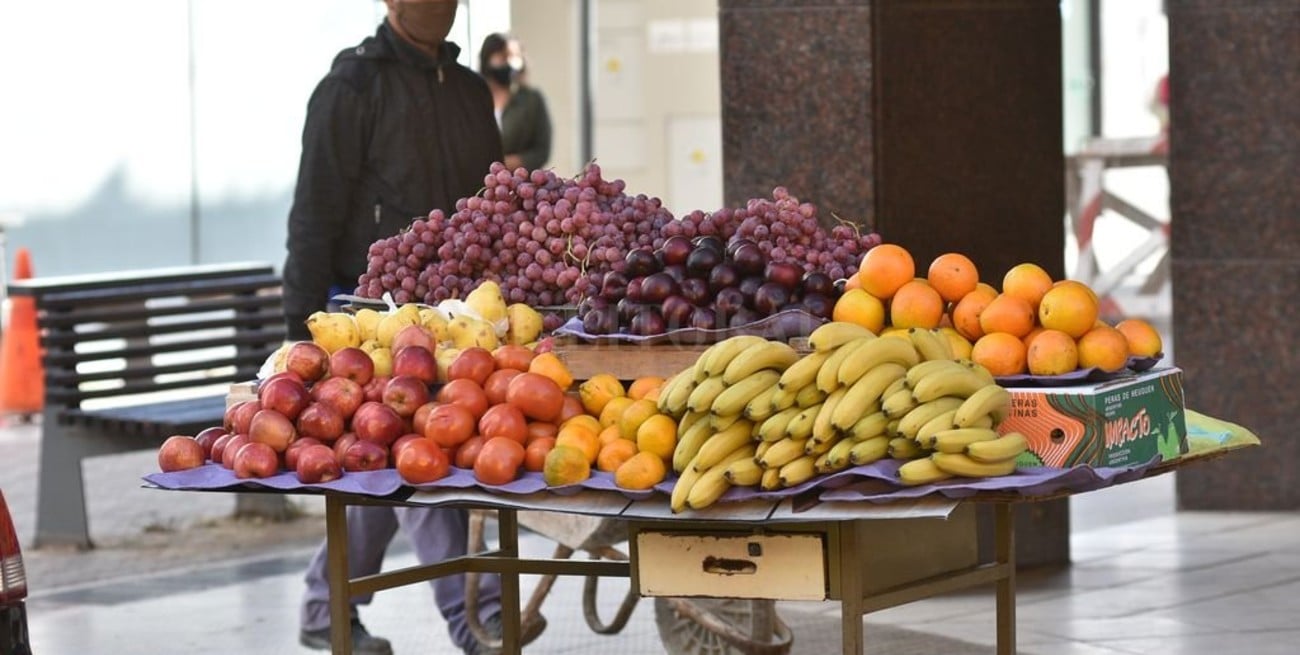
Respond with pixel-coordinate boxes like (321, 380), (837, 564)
(354, 163), (881, 315)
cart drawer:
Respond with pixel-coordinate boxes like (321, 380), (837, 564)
(634, 531), (827, 600)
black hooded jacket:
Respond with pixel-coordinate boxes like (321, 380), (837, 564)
(283, 22), (503, 339)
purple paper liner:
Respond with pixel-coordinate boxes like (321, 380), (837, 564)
(143, 464), (405, 496)
(550, 470), (657, 501)
(817, 457), (1162, 502)
(995, 355), (1164, 387)
(553, 310), (826, 346)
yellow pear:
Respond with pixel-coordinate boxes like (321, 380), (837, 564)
(359, 338), (382, 354)
(354, 308), (382, 343)
(435, 347), (461, 383)
(305, 311), (361, 353)
(419, 308), (450, 342)
(376, 307), (421, 348)
(369, 347), (394, 377)
(505, 303), (543, 345)
(448, 315), (499, 350)
(465, 281), (508, 326)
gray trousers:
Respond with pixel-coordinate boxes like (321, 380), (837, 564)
(301, 505), (502, 651)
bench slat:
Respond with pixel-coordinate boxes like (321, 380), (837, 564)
(38, 295), (281, 329)
(43, 330), (284, 367)
(8, 262), (273, 296)
(41, 313), (285, 347)
(45, 352), (273, 387)
(33, 274), (282, 309)
(48, 370), (259, 404)
(60, 395), (230, 438)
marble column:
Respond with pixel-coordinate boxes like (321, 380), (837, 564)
(1168, 0), (1300, 510)
(719, 0), (1069, 566)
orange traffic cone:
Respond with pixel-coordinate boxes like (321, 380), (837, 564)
(0, 248), (43, 415)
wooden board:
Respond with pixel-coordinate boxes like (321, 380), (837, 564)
(551, 342), (710, 381)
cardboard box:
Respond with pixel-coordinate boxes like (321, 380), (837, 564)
(999, 367), (1188, 469)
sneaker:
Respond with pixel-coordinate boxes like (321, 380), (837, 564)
(299, 618), (393, 655)
(465, 613), (547, 655)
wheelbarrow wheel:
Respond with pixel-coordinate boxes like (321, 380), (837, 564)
(654, 597), (792, 655)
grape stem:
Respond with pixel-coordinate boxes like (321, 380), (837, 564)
(830, 212), (862, 238)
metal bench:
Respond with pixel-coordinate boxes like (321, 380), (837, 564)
(8, 262), (285, 548)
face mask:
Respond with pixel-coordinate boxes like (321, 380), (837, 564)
(486, 64), (514, 86)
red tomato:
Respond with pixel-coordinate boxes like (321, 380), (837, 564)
(447, 348), (495, 386)
(436, 379), (489, 419)
(454, 435), (486, 469)
(492, 345), (536, 372)
(483, 369), (523, 406)
(556, 394), (585, 424)
(505, 372), (565, 422)
(423, 404), (476, 449)
(523, 437), (556, 472)
(396, 439), (451, 484)
(479, 404), (528, 445)
(525, 421), (558, 443)
(474, 436), (525, 486)
(390, 433), (425, 462)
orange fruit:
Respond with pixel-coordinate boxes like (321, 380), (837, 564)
(1115, 318), (1163, 358)
(635, 414), (678, 462)
(889, 280), (945, 329)
(951, 286), (998, 342)
(543, 445), (591, 486)
(1053, 279), (1100, 305)
(627, 376), (665, 401)
(562, 414), (602, 439)
(614, 451), (668, 490)
(555, 422), (600, 464)
(596, 438), (639, 473)
(857, 244), (915, 300)
(578, 374), (625, 416)
(832, 288), (886, 334)
(599, 396), (635, 428)
(529, 352), (575, 390)
(844, 273), (863, 291)
(927, 253), (980, 303)
(1038, 283), (1099, 339)
(1025, 329), (1079, 376)
(1077, 325), (1130, 372)
(597, 424), (624, 447)
(1021, 326), (1047, 352)
(971, 332), (1028, 377)
(617, 399), (660, 441)
(978, 294), (1036, 338)
(1002, 263), (1054, 310)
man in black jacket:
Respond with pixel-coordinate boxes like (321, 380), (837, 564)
(286, 2), (514, 654)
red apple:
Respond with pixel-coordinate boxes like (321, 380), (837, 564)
(210, 433), (236, 463)
(233, 441), (280, 479)
(342, 440), (389, 472)
(447, 348), (495, 386)
(296, 402), (345, 442)
(259, 377), (310, 420)
(228, 400), (262, 435)
(249, 409), (298, 453)
(393, 346), (438, 385)
(221, 434), (251, 469)
(284, 341), (331, 382)
(333, 432), (358, 466)
(311, 376), (364, 419)
(352, 401), (405, 447)
(391, 433), (426, 462)
(194, 427), (227, 461)
(396, 438), (450, 484)
(158, 435), (205, 472)
(363, 375), (390, 403)
(296, 444), (343, 483)
(392, 325), (437, 354)
(329, 347), (375, 386)
(383, 375), (430, 418)
(263, 371), (304, 388)
(533, 337), (556, 354)
(284, 436), (324, 471)
(412, 402), (438, 436)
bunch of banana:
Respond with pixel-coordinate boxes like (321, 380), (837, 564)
(897, 432), (1029, 485)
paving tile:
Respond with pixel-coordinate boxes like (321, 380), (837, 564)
(1103, 630), (1300, 655)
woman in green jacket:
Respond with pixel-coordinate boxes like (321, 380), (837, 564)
(479, 33), (553, 171)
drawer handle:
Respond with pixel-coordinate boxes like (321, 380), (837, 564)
(702, 556), (757, 576)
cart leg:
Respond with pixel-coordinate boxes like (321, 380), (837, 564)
(498, 508), (522, 654)
(325, 496), (352, 655)
(995, 503), (1017, 655)
(837, 523), (864, 655)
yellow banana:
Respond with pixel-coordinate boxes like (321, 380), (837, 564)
(687, 376), (728, 413)
(751, 419), (765, 440)
(908, 327), (954, 361)
(956, 358), (996, 385)
(897, 457), (954, 486)
(931, 452), (1017, 477)
(966, 432), (1029, 463)
(930, 427), (1000, 454)
(755, 439), (772, 460)
(743, 382), (782, 421)
(724, 456), (764, 486)
(910, 367), (991, 403)
(770, 383), (801, 412)
(814, 451), (835, 474)
(687, 444), (757, 510)
(760, 467), (782, 490)
(672, 419), (714, 473)
(677, 409), (708, 438)
(703, 335), (768, 378)
(897, 396), (965, 439)
(816, 337), (874, 394)
(881, 376), (908, 401)
(778, 351), (832, 391)
(711, 412), (745, 431)
(778, 454), (819, 487)
(915, 409), (961, 446)
(848, 435), (891, 466)
(826, 437), (859, 470)
(710, 370), (781, 417)
(692, 420), (756, 472)
(722, 341), (799, 385)
(670, 453), (705, 512)
(785, 403), (822, 441)
(691, 343), (720, 383)
(848, 411), (890, 442)
(812, 387), (850, 445)
(796, 384), (827, 408)
(831, 362), (908, 433)
(758, 406), (803, 442)
(660, 373), (697, 417)
(758, 437), (809, 469)
(882, 387), (920, 418)
(888, 436), (926, 460)
(967, 414), (994, 429)
(805, 436), (837, 456)
(837, 338), (921, 386)
(953, 384), (1012, 428)
(808, 322), (875, 352)
(886, 418), (902, 437)
(905, 359), (968, 389)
